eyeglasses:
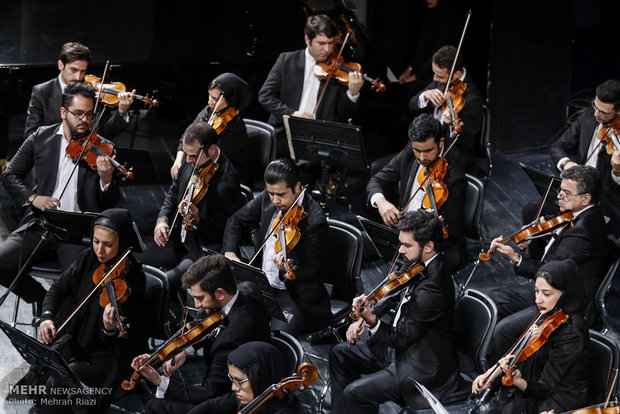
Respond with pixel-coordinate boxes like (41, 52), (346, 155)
(556, 188), (586, 199)
(64, 107), (94, 120)
(591, 101), (615, 118)
(227, 373), (249, 387)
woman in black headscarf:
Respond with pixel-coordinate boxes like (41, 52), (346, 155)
(171, 72), (252, 183)
(37, 208), (150, 412)
(472, 259), (590, 413)
(187, 341), (300, 414)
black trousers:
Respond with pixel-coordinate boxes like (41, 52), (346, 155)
(271, 288), (306, 337)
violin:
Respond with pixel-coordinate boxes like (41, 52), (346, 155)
(479, 211), (575, 261)
(596, 117), (620, 155)
(350, 262), (425, 320)
(272, 203), (308, 280)
(121, 309), (225, 391)
(416, 159), (449, 238)
(567, 369), (619, 413)
(66, 130), (134, 180)
(209, 106), (239, 135)
(239, 362), (318, 414)
(314, 54), (386, 92)
(440, 80), (466, 135)
(84, 75), (159, 108)
(181, 160), (218, 231)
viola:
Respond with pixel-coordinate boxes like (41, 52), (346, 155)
(350, 262), (425, 320)
(239, 362), (318, 414)
(181, 160), (218, 231)
(209, 106), (239, 134)
(272, 203), (308, 280)
(84, 75), (159, 108)
(121, 309), (225, 391)
(66, 130), (134, 180)
(479, 211), (575, 261)
(416, 159), (450, 238)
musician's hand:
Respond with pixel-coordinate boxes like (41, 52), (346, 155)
(170, 151), (185, 179)
(163, 351), (187, 377)
(540, 411), (555, 414)
(131, 354), (161, 386)
(96, 155), (114, 186)
(117, 89), (136, 117)
(291, 111), (314, 120)
(423, 88), (445, 107)
(154, 219), (170, 247)
(39, 320), (56, 344)
(471, 373), (489, 394)
(348, 71), (364, 96)
(442, 109), (453, 125)
(398, 67), (417, 84)
(346, 319), (366, 344)
(611, 150), (620, 176)
(352, 294), (375, 325)
(225, 252), (241, 262)
(102, 304), (117, 331)
(32, 196), (61, 211)
(497, 355), (513, 373)
(489, 236), (519, 262)
(516, 240), (531, 250)
(563, 160), (578, 171)
(376, 197), (400, 227)
(187, 202), (199, 225)
(273, 252), (286, 271)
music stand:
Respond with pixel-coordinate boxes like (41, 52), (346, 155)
(43, 210), (98, 245)
(520, 163), (561, 219)
(356, 215), (399, 260)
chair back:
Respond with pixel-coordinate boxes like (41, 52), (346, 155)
(588, 330), (619, 405)
(596, 251), (620, 333)
(463, 174), (485, 241)
(142, 264), (169, 340)
(480, 104), (492, 176)
(270, 330), (304, 375)
(324, 219), (364, 305)
(240, 183), (254, 205)
(244, 118), (276, 188)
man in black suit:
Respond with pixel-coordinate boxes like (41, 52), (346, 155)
(550, 79), (620, 236)
(329, 210), (460, 413)
(367, 113), (468, 275)
(131, 254), (270, 414)
(145, 121), (242, 293)
(409, 45), (483, 174)
(1, 81), (120, 311)
(258, 14), (363, 156)
(24, 42), (133, 139)
(488, 165), (611, 358)
(223, 158), (332, 336)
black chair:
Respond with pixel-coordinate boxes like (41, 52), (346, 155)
(463, 173), (485, 242)
(142, 264), (169, 340)
(588, 330), (619, 405)
(595, 252), (620, 334)
(270, 330), (304, 374)
(244, 118), (276, 190)
(477, 104), (492, 178)
(240, 183), (254, 205)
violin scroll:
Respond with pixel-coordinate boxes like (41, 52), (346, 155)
(273, 363), (319, 399)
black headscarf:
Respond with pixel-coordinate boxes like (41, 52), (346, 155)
(92, 208), (145, 257)
(212, 72), (252, 112)
(537, 259), (585, 316)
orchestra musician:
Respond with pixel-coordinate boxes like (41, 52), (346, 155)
(170, 73), (252, 183)
(1, 81), (120, 315)
(258, 14), (363, 156)
(472, 259), (589, 414)
(408, 45), (484, 174)
(24, 42), (134, 139)
(144, 122), (242, 295)
(223, 158), (332, 336)
(131, 254), (270, 414)
(329, 210), (460, 413)
(367, 113), (468, 275)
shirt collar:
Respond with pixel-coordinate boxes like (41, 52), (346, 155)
(221, 290), (239, 316)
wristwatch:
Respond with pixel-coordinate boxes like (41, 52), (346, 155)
(27, 194), (38, 205)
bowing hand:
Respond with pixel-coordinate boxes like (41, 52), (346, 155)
(39, 320), (57, 344)
(346, 319), (366, 344)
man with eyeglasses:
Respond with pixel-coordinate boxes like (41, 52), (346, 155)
(550, 79), (620, 236)
(487, 165), (611, 360)
(0, 81), (121, 316)
(24, 42), (134, 139)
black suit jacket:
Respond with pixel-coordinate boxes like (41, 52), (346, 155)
(366, 144), (468, 271)
(2, 123), (121, 230)
(258, 49), (357, 133)
(164, 291), (270, 403)
(25, 77), (129, 139)
(222, 191), (332, 332)
(370, 254), (460, 406)
(549, 107), (620, 236)
(408, 74), (484, 173)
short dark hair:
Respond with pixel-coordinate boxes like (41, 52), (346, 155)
(61, 81), (96, 109)
(595, 79), (620, 110)
(304, 14), (336, 41)
(182, 122), (218, 149)
(182, 255), (237, 296)
(432, 45), (464, 73)
(395, 210), (443, 250)
(408, 113), (443, 144)
(59, 42), (91, 64)
(264, 158), (301, 189)
(561, 165), (601, 203)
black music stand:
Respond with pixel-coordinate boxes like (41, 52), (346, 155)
(356, 215), (399, 260)
(520, 162), (561, 218)
(284, 115), (369, 211)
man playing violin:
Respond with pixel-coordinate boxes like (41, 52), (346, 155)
(143, 121), (242, 297)
(329, 210), (461, 413)
(131, 254), (270, 414)
(223, 158), (332, 336)
(550, 79), (620, 236)
(367, 113), (468, 275)
(24, 42), (134, 139)
(1, 81), (121, 315)
(409, 45), (484, 174)
(258, 14), (363, 156)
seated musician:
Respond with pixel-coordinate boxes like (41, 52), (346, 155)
(33, 208), (149, 412)
(131, 254), (270, 414)
(143, 121), (242, 295)
(170, 73), (252, 183)
(25, 42), (133, 139)
(329, 210), (460, 413)
(367, 113), (468, 275)
(550, 79), (620, 236)
(408, 45), (484, 174)
(487, 165), (611, 359)
(472, 259), (589, 414)
(223, 158), (332, 336)
(1, 81), (120, 315)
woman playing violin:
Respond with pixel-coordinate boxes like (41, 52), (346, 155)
(472, 259), (590, 414)
(34, 208), (149, 412)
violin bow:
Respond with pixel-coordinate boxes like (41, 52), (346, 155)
(313, 31), (351, 118)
